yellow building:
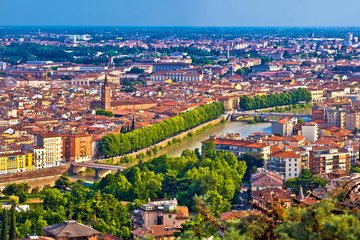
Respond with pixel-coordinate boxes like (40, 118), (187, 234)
(0, 151), (34, 174)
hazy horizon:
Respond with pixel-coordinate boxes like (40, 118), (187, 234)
(2, 0), (360, 27)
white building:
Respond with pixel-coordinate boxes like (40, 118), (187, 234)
(36, 133), (63, 167)
(0, 62), (7, 70)
(301, 122), (319, 143)
(22, 144), (47, 169)
(151, 71), (203, 82)
(267, 150), (301, 180)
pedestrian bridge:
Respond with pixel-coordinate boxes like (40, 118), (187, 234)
(231, 112), (311, 121)
(71, 162), (126, 179)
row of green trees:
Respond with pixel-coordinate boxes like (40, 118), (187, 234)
(98, 102), (225, 157)
(239, 88), (312, 111)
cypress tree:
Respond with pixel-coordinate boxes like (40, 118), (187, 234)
(127, 125), (130, 132)
(0, 209), (8, 240)
(132, 116), (135, 131)
(8, 205), (15, 240)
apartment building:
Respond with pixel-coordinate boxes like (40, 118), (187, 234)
(301, 122), (319, 143)
(308, 89), (325, 102)
(267, 150), (301, 180)
(21, 144), (46, 169)
(36, 133), (63, 167)
(0, 151), (34, 174)
(325, 106), (345, 129)
(132, 198), (189, 230)
(62, 134), (92, 162)
(271, 117), (297, 136)
(202, 138), (271, 160)
(310, 146), (350, 174)
(345, 109), (360, 131)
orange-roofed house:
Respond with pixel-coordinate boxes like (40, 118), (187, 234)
(250, 169), (284, 191)
(267, 150), (301, 180)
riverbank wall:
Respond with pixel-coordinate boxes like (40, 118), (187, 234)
(0, 165), (70, 184)
(99, 116), (225, 164)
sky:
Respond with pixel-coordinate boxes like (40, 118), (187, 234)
(1, 0), (360, 26)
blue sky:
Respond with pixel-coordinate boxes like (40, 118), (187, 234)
(1, 0), (359, 26)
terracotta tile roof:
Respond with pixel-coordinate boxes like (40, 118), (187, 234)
(42, 220), (101, 237)
(131, 225), (180, 238)
(270, 150), (300, 158)
(251, 170), (284, 187)
(176, 206), (189, 219)
(252, 188), (292, 203)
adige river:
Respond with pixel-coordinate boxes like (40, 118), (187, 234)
(0, 121), (272, 189)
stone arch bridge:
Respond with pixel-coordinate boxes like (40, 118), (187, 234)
(71, 162), (126, 179)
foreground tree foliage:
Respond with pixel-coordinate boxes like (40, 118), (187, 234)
(94, 145), (246, 215)
(179, 177), (360, 240)
(239, 88), (312, 111)
(98, 102), (225, 157)
(284, 169), (328, 195)
(0, 180), (131, 239)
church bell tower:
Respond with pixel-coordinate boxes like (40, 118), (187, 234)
(101, 74), (111, 111)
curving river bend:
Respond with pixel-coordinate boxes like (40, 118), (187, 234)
(0, 121), (273, 189)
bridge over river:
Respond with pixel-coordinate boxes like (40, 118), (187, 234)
(71, 162), (126, 179)
(231, 111), (311, 121)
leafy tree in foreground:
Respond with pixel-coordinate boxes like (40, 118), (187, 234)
(284, 169), (328, 195)
(238, 152), (264, 182)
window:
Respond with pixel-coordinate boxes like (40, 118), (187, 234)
(289, 173), (291, 176)
(295, 168), (297, 171)
(289, 168), (291, 171)
(289, 164), (291, 166)
(168, 215), (172, 218)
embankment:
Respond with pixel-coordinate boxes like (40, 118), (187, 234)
(0, 165), (70, 183)
(99, 116), (225, 164)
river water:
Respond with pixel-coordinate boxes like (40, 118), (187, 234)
(159, 121), (272, 157)
(0, 121), (274, 189)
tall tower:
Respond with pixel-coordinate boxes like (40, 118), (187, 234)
(108, 54), (115, 69)
(227, 44), (230, 60)
(101, 75), (111, 111)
